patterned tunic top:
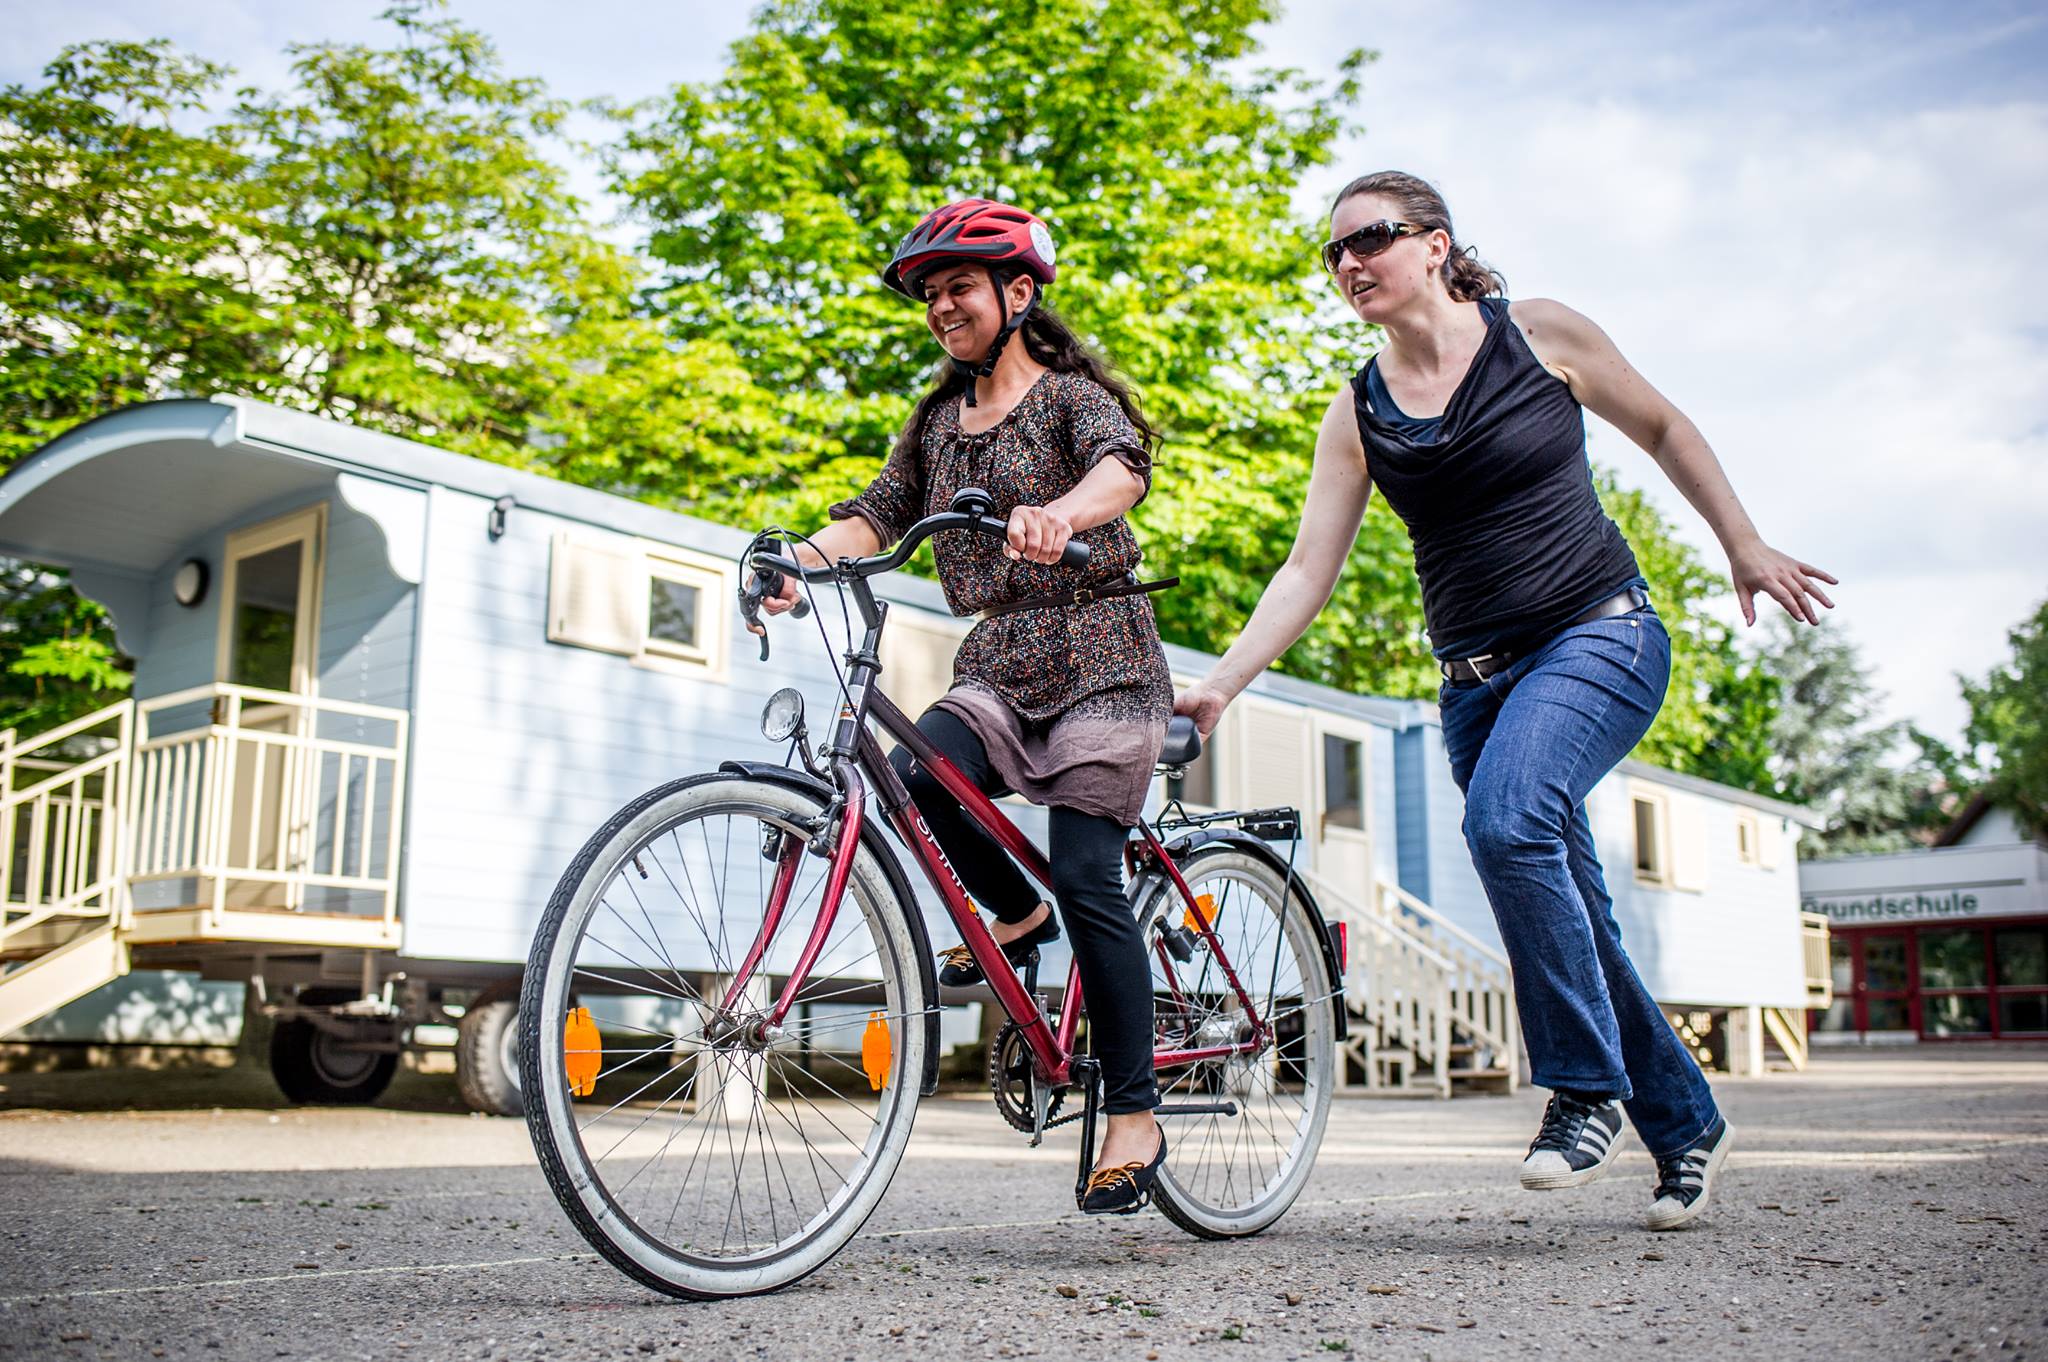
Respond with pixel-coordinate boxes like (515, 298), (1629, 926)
(829, 369), (1172, 824)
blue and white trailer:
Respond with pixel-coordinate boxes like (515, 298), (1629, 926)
(0, 397), (1823, 1108)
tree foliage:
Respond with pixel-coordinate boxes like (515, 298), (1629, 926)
(0, 0), (1856, 802)
(1961, 597), (2048, 838)
(0, 41), (266, 464)
(606, 0), (1449, 691)
(1749, 617), (1959, 854)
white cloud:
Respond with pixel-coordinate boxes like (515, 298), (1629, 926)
(1272, 1), (2048, 743)
(12, 2), (2044, 742)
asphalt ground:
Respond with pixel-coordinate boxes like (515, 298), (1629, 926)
(1, 1048), (2043, 1361)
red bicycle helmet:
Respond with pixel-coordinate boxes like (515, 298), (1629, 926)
(882, 197), (1058, 298)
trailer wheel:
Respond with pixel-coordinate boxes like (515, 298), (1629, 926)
(456, 980), (524, 1117)
(269, 988), (398, 1105)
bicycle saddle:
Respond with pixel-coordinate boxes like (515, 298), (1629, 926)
(1159, 714), (1202, 769)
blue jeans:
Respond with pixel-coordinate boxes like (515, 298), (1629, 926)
(1437, 604), (1720, 1159)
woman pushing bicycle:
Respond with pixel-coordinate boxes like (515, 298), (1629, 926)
(756, 198), (1173, 1212)
(1177, 171), (1838, 1231)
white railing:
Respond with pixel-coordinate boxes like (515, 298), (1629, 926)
(131, 684), (409, 929)
(1352, 903), (1456, 1098)
(1801, 911), (1832, 1009)
(1375, 879), (1519, 1074)
(1302, 867), (1520, 1097)
(0, 701), (134, 952)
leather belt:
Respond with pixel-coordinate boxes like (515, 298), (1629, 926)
(978, 573), (1179, 621)
(1439, 586), (1650, 685)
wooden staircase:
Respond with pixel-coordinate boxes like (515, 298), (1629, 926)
(1302, 869), (1520, 1099)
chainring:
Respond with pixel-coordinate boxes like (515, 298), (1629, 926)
(987, 1020), (1062, 1133)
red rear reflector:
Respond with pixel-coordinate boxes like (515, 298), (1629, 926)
(1328, 920), (1349, 976)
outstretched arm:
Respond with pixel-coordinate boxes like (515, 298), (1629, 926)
(1511, 298), (1837, 625)
(1176, 388), (1372, 735)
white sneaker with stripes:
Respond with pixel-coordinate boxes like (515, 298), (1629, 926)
(1646, 1116), (1733, 1230)
(1519, 1094), (1628, 1190)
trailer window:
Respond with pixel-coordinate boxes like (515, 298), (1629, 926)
(1633, 794), (1667, 885)
(647, 574), (704, 656)
(634, 541), (734, 680)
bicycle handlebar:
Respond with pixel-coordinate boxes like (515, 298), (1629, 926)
(754, 510), (1089, 585)
(739, 507), (1090, 659)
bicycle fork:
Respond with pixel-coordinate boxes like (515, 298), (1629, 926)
(716, 767), (868, 1034)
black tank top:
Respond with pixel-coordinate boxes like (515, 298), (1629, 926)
(1352, 298), (1641, 660)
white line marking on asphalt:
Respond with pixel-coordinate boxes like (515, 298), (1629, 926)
(0, 1253), (600, 1305)
(865, 1182), (1504, 1239)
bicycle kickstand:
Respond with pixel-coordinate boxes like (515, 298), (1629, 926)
(1069, 1057), (1103, 1209)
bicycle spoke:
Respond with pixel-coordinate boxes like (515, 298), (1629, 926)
(530, 785), (917, 1283)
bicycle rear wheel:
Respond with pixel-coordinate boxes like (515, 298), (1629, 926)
(1138, 844), (1336, 1238)
(520, 773), (929, 1298)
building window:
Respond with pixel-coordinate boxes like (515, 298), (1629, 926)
(1920, 927), (1991, 1036)
(1321, 733), (1365, 833)
(547, 532), (733, 680)
(645, 569), (707, 662)
(1633, 794), (1667, 885)
(1994, 926), (2047, 1035)
(1734, 810), (1760, 866)
(638, 548), (730, 676)
(1833, 921), (2048, 1039)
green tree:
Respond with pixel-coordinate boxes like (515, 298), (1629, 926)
(1961, 598), (2048, 837)
(0, 40), (269, 465)
(0, 563), (132, 735)
(608, 0), (1447, 689)
(1594, 470), (1781, 790)
(1755, 617), (1955, 854)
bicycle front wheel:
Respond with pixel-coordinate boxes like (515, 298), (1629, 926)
(1138, 844), (1337, 1239)
(520, 773), (929, 1299)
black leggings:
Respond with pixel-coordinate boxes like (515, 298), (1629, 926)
(889, 708), (1158, 1115)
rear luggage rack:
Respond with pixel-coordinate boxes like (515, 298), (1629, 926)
(1151, 803), (1301, 843)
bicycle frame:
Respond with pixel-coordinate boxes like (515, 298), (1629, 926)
(725, 557), (1272, 1096)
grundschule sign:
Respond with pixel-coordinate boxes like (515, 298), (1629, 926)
(1802, 880), (2035, 924)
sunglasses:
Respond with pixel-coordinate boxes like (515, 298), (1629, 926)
(1320, 220), (1428, 274)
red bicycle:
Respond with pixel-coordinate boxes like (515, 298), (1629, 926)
(520, 490), (1346, 1298)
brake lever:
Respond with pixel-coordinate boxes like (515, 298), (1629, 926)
(740, 567), (812, 662)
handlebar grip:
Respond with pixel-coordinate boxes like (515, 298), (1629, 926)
(1059, 540), (1091, 569)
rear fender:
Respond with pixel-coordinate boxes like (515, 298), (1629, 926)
(718, 761), (943, 1096)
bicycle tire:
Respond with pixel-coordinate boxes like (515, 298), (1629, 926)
(1137, 844), (1337, 1239)
(520, 772), (929, 1299)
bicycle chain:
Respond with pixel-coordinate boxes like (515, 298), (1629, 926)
(986, 1020), (1063, 1133)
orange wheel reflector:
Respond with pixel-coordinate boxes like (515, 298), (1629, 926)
(1184, 892), (1218, 933)
(860, 1011), (891, 1092)
(564, 1006), (601, 1097)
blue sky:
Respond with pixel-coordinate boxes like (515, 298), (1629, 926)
(6, 1), (2045, 747)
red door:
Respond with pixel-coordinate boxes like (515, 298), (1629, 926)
(1854, 931), (1917, 1034)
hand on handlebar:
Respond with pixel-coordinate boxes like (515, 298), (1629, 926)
(1005, 505), (1076, 565)
(758, 573), (803, 622)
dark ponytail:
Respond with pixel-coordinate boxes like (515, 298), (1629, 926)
(891, 282), (1157, 465)
(1332, 170), (1506, 302)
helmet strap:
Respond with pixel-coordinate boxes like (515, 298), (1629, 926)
(953, 269), (1038, 408)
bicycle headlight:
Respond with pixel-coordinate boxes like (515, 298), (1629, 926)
(760, 687), (807, 743)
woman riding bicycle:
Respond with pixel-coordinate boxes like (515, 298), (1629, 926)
(757, 198), (1172, 1212)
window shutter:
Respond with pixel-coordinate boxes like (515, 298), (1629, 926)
(548, 533), (643, 656)
(1757, 816), (1784, 870)
(1669, 793), (1709, 892)
(1238, 699), (1309, 815)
